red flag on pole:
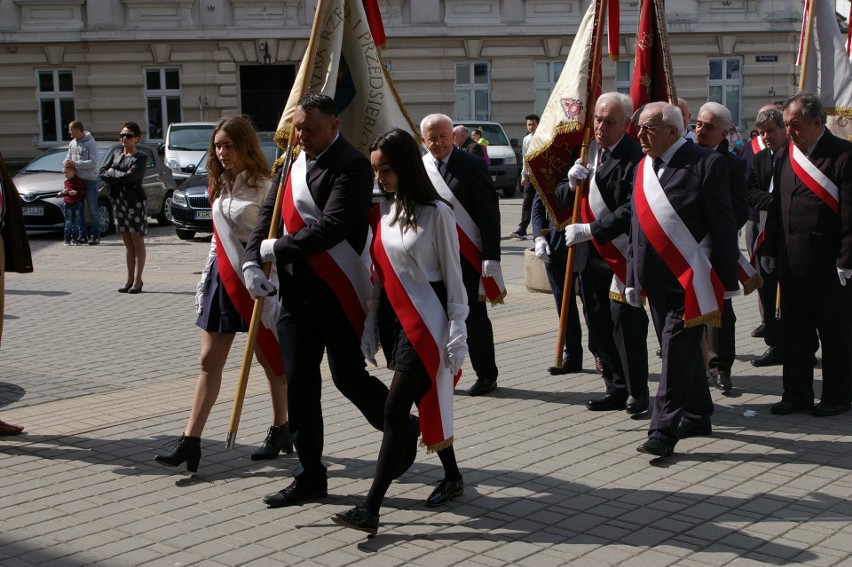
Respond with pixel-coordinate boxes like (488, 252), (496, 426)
(627, 0), (676, 137)
(608, 0), (620, 61)
(362, 0), (386, 50)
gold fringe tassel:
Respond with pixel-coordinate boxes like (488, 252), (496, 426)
(422, 435), (454, 454)
(684, 310), (722, 329)
(479, 289), (508, 306)
(742, 273), (764, 296)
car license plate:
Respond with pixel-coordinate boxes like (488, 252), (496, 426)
(194, 210), (212, 220)
(22, 207), (44, 216)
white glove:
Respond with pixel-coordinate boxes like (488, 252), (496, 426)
(195, 285), (204, 315)
(446, 319), (468, 376)
(260, 293), (280, 331)
(564, 223), (592, 247)
(195, 246), (216, 316)
(839, 267), (852, 287)
(723, 289), (742, 299)
(361, 318), (378, 366)
(759, 255), (775, 274)
(260, 238), (277, 262)
(242, 263), (277, 299)
(625, 287), (641, 308)
(567, 159), (593, 185)
(534, 236), (551, 261)
(482, 260), (500, 278)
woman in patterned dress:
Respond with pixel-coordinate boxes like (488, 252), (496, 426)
(99, 121), (148, 294)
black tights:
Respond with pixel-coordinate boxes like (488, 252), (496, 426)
(364, 368), (460, 515)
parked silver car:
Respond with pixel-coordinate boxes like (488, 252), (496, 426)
(14, 141), (178, 235)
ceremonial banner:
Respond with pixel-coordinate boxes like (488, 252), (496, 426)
(798, 0), (852, 140)
(627, 0), (676, 138)
(525, 1), (599, 229)
(274, 0), (418, 154)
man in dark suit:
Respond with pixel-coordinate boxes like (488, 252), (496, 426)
(452, 125), (487, 160)
(748, 106), (787, 367)
(763, 93), (852, 417)
(627, 102), (740, 458)
(694, 102), (748, 392)
(557, 92), (649, 414)
(243, 94), (416, 507)
(422, 114), (502, 396)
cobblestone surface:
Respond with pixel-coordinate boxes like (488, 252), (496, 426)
(1, 200), (849, 566)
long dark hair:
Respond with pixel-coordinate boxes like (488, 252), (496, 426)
(207, 115), (270, 200)
(369, 127), (451, 229)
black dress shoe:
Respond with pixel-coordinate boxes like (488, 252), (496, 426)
(263, 479), (328, 507)
(770, 400), (813, 415)
(425, 477), (464, 507)
(751, 346), (784, 367)
(676, 420), (712, 439)
(332, 505), (379, 535)
(636, 438), (673, 457)
(394, 415), (419, 479)
(714, 373), (733, 392)
(586, 394), (627, 411)
(625, 393), (650, 415)
(751, 324), (766, 338)
(548, 358), (582, 375)
(812, 403), (852, 417)
(467, 377), (497, 396)
(251, 423), (293, 460)
(154, 434), (201, 473)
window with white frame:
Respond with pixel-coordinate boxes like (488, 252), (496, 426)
(615, 60), (632, 95)
(145, 68), (182, 140)
(37, 70), (75, 143)
(455, 62), (490, 121)
(708, 57), (742, 127)
(534, 60), (564, 116)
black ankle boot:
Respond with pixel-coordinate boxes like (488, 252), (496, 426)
(251, 423), (293, 461)
(154, 435), (201, 472)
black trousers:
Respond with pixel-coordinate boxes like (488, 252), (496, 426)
(705, 298), (736, 377)
(611, 299), (650, 398)
(517, 179), (536, 232)
(277, 293), (389, 483)
(578, 249), (626, 396)
(544, 249), (583, 362)
(461, 260), (498, 382)
(779, 273), (852, 407)
(757, 261), (782, 347)
(647, 288), (714, 447)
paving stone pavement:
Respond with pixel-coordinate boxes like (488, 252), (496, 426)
(2, 199), (851, 566)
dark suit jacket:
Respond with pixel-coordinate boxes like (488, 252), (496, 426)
(717, 139), (748, 229)
(553, 135), (644, 245)
(747, 148), (775, 211)
(244, 135), (374, 297)
(531, 192), (566, 257)
(442, 147), (501, 262)
(764, 130), (852, 278)
(627, 140), (740, 295)
(459, 137), (486, 160)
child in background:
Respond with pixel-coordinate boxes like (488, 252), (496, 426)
(59, 163), (87, 246)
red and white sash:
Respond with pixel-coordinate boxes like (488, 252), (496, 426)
(580, 154), (630, 301)
(423, 155), (507, 305)
(370, 200), (458, 451)
(789, 142), (840, 214)
(737, 252), (762, 295)
(281, 153), (373, 335)
(750, 136), (765, 155)
(212, 196), (284, 376)
(633, 156), (725, 327)
(750, 173), (773, 264)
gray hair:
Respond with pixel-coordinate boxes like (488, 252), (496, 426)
(698, 102), (733, 130)
(754, 107), (784, 130)
(420, 113), (453, 132)
(453, 125), (469, 135)
(782, 92), (826, 124)
(597, 92), (633, 123)
(643, 102), (685, 137)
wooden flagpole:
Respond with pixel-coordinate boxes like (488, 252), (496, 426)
(554, 0), (608, 368)
(225, 0), (328, 449)
(798, 0), (816, 92)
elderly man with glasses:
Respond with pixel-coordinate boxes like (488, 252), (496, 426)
(626, 101), (740, 458)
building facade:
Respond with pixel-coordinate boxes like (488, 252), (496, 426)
(0, 0), (805, 166)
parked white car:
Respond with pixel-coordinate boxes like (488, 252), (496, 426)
(162, 122), (215, 183)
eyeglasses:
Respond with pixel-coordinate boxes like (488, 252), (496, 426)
(119, 133), (136, 139)
(637, 124), (669, 133)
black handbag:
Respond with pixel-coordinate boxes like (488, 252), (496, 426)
(0, 152), (34, 274)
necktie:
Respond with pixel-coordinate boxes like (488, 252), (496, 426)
(652, 157), (664, 174)
(435, 159), (451, 183)
(599, 148), (609, 167)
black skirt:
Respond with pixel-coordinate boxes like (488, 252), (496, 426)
(377, 281), (447, 374)
(195, 258), (249, 334)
